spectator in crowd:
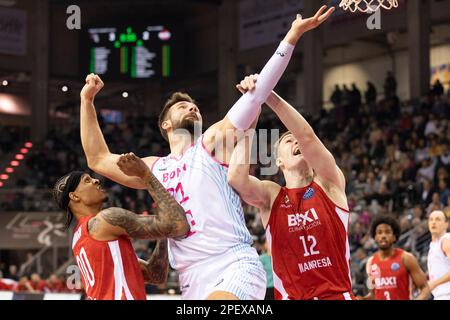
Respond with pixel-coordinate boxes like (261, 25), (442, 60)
(16, 276), (34, 292)
(365, 81), (377, 105)
(438, 179), (450, 206)
(330, 84), (342, 108)
(44, 274), (64, 293)
(7, 265), (19, 281)
(384, 71), (397, 99)
(426, 192), (444, 216)
(0, 272), (15, 291)
(432, 79), (444, 97)
(29, 273), (46, 292)
(351, 83), (362, 106)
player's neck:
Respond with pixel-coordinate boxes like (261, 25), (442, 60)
(378, 247), (395, 260)
(284, 169), (314, 189)
(169, 133), (195, 157)
(432, 231), (446, 242)
(73, 203), (102, 219)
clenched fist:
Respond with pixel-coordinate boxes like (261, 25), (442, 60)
(117, 152), (150, 179)
(80, 73), (104, 102)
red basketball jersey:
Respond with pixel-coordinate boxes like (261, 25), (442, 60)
(72, 215), (146, 300)
(369, 248), (411, 300)
(266, 181), (354, 300)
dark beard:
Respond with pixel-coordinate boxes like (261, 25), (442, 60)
(174, 118), (201, 137)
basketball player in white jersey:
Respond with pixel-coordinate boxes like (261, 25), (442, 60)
(427, 210), (450, 300)
(80, 6), (335, 300)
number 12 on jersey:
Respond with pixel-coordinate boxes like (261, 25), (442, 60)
(299, 235), (320, 257)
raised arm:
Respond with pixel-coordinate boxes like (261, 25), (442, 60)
(80, 74), (157, 189)
(138, 239), (168, 285)
(227, 125), (280, 228)
(203, 6), (335, 162)
(403, 252), (431, 300)
(266, 91), (346, 192)
(227, 79), (281, 227)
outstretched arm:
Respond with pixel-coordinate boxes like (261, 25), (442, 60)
(203, 6), (335, 163)
(227, 79), (280, 227)
(403, 252), (431, 300)
(138, 240), (168, 285)
(266, 91), (345, 192)
(80, 74), (157, 189)
(227, 124), (279, 227)
(97, 206), (186, 240)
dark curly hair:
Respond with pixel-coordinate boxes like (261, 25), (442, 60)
(370, 215), (401, 241)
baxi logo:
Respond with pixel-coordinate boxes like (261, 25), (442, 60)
(288, 208), (319, 227)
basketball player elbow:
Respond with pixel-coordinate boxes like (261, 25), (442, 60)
(86, 155), (101, 171)
(174, 220), (190, 238)
(165, 218), (190, 238)
(86, 153), (109, 173)
(227, 169), (246, 189)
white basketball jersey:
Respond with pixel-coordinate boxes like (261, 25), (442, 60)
(151, 136), (254, 271)
(427, 233), (450, 298)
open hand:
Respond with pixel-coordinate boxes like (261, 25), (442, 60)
(285, 5), (335, 44)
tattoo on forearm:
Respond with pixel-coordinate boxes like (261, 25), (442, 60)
(101, 208), (172, 239)
(143, 240), (168, 284)
(100, 171), (189, 239)
(142, 172), (190, 236)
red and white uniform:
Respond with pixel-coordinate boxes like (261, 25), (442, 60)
(369, 248), (411, 300)
(266, 181), (354, 300)
(72, 215), (146, 300)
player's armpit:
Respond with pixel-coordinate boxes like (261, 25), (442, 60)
(202, 119), (237, 165)
(229, 175), (272, 208)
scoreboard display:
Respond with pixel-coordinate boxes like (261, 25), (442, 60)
(82, 25), (173, 80)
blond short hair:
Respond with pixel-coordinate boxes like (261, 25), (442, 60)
(273, 131), (292, 159)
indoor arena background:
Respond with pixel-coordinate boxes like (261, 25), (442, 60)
(0, 0), (449, 300)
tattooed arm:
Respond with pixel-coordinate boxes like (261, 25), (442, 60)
(138, 240), (168, 284)
(95, 153), (190, 239)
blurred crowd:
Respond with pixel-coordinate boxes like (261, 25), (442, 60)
(0, 263), (78, 294)
(0, 73), (449, 296)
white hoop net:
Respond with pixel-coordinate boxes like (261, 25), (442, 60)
(339, 0), (398, 13)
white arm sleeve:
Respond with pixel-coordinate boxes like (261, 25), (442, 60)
(227, 41), (295, 130)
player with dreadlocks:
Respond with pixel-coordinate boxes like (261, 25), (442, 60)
(52, 153), (189, 300)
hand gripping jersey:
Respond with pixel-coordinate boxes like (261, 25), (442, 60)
(266, 181), (354, 300)
(369, 248), (411, 300)
(427, 233), (450, 299)
(151, 136), (255, 272)
(72, 216), (146, 300)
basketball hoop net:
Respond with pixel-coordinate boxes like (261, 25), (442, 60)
(339, 0), (398, 13)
